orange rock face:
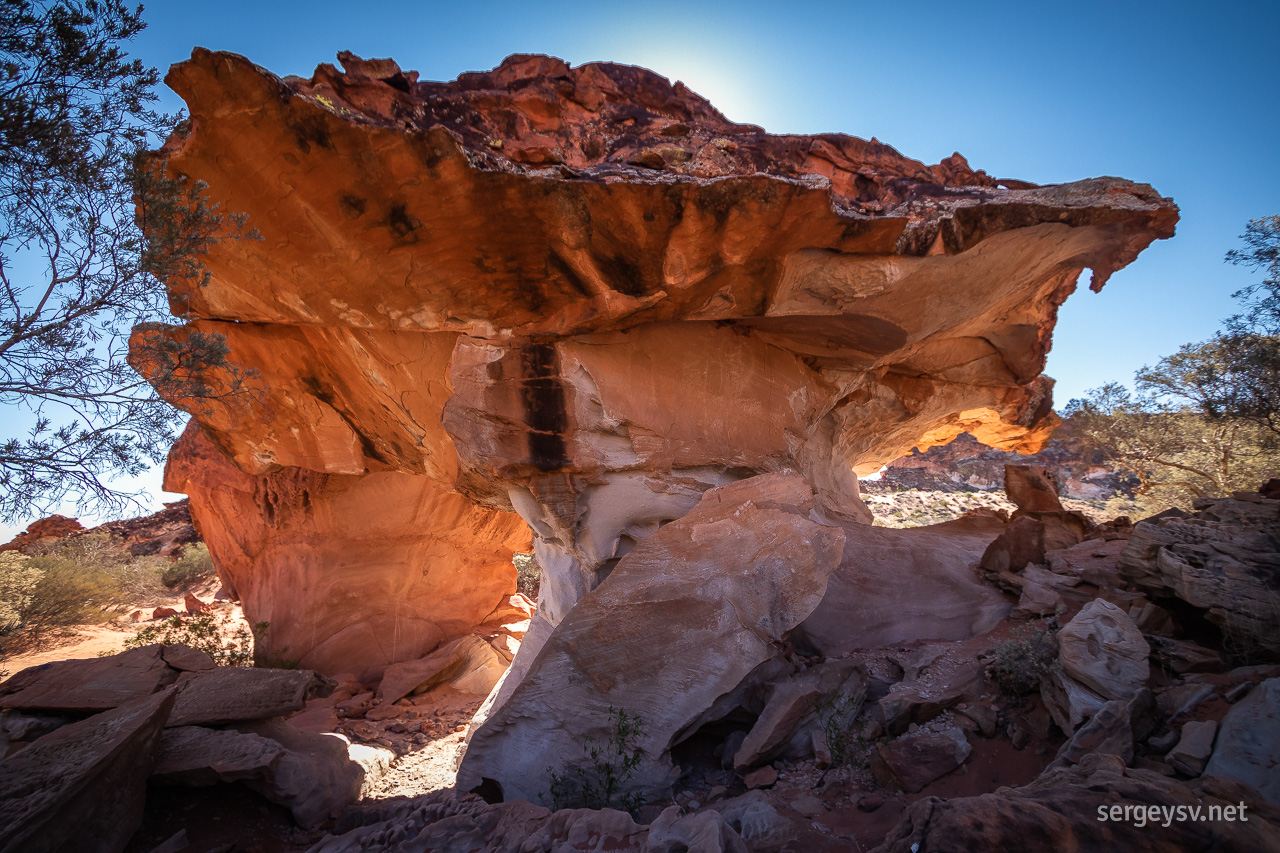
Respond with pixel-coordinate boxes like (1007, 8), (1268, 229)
(164, 423), (530, 680)
(131, 50), (1177, 671)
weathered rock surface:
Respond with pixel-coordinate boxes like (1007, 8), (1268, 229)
(1005, 464), (1065, 513)
(0, 689), (176, 853)
(796, 515), (1010, 655)
(455, 473), (844, 803)
(152, 725), (286, 785)
(1204, 677), (1280, 804)
(377, 634), (509, 705)
(1057, 598), (1149, 701)
(1047, 688), (1156, 769)
(876, 753), (1280, 853)
(129, 48), (1176, 688)
(164, 422), (531, 680)
(1119, 494), (1280, 656)
(870, 726), (972, 793)
(0, 645), (176, 713)
(733, 658), (867, 769)
(310, 789), (747, 853)
(1167, 720), (1217, 777)
(167, 665), (325, 727)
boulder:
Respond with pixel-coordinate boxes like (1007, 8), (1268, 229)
(1119, 496), (1280, 656)
(1005, 464), (1064, 513)
(879, 660), (985, 736)
(1166, 720), (1217, 777)
(231, 719), (368, 829)
(1057, 599), (1149, 701)
(733, 658), (866, 769)
(1205, 677), (1280, 804)
(870, 726), (972, 793)
(797, 515), (1010, 655)
(152, 725), (286, 785)
(455, 473), (844, 804)
(877, 752), (1280, 853)
(1147, 636), (1227, 674)
(0, 688), (176, 853)
(167, 666), (324, 727)
(1046, 688), (1156, 769)
(160, 644), (215, 672)
(0, 645), (175, 713)
(1039, 669), (1108, 735)
(377, 634), (508, 705)
(978, 515), (1045, 576)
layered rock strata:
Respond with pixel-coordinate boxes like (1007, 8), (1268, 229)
(131, 50), (1175, 756)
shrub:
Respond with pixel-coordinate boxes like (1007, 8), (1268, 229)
(988, 623), (1059, 697)
(0, 552), (42, 635)
(514, 552), (539, 599)
(122, 613), (254, 666)
(548, 706), (645, 813)
(161, 543), (216, 588)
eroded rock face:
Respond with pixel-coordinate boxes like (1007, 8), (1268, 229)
(164, 422), (530, 680)
(131, 51), (1174, 711)
(454, 473), (845, 803)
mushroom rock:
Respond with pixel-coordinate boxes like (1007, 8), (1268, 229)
(131, 51), (1177, 677)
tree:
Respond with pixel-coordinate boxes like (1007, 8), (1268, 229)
(0, 1), (251, 524)
(1138, 216), (1280, 439)
(1060, 381), (1276, 508)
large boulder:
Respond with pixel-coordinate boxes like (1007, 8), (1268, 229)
(796, 514), (1011, 655)
(1057, 598), (1149, 701)
(0, 689), (176, 853)
(1119, 494), (1280, 657)
(0, 645), (176, 713)
(1204, 677), (1280, 804)
(455, 473), (845, 803)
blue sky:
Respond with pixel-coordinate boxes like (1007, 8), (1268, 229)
(2, 0), (1277, 536)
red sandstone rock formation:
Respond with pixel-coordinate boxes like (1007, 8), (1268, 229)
(128, 51), (1176, 685)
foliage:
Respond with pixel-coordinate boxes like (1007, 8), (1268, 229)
(988, 623), (1059, 698)
(548, 706), (646, 813)
(813, 685), (869, 768)
(513, 552), (539, 599)
(160, 542), (214, 588)
(0, 1), (255, 524)
(0, 551), (40, 633)
(122, 612), (253, 666)
(1060, 381), (1278, 509)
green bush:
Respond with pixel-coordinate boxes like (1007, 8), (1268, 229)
(988, 623), (1059, 697)
(161, 543), (216, 588)
(548, 707), (645, 813)
(122, 613), (254, 667)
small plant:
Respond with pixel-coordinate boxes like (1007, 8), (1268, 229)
(988, 622), (1059, 697)
(160, 543), (216, 588)
(122, 614), (254, 666)
(813, 686), (869, 768)
(514, 552), (540, 599)
(548, 706), (645, 813)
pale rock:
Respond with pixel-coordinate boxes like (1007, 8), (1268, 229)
(797, 515), (1010, 655)
(1166, 720), (1217, 777)
(1057, 599), (1149, 701)
(1205, 677), (1280, 804)
(1040, 669), (1108, 735)
(231, 719), (367, 829)
(377, 634), (508, 705)
(455, 473), (844, 804)
(1046, 688), (1156, 769)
